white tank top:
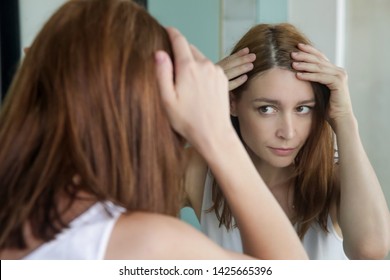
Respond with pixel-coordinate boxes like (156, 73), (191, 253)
(23, 201), (125, 260)
(200, 170), (348, 260)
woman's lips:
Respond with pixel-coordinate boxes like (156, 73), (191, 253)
(269, 147), (296, 156)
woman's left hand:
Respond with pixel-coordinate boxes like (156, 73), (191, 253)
(217, 48), (256, 91)
(291, 44), (354, 127)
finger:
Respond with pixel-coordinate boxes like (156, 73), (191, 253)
(297, 43), (329, 61)
(295, 71), (337, 86)
(190, 44), (207, 61)
(218, 51), (256, 69)
(219, 48), (249, 66)
(166, 27), (194, 65)
(235, 47), (250, 56)
(292, 61), (337, 75)
(155, 50), (176, 106)
(225, 62), (254, 80)
(228, 75), (248, 91)
(291, 51), (324, 64)
(230, 48), (251, 60)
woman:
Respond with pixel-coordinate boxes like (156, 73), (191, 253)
(0, 1), (307, 260)
(184, 23), (390, 259)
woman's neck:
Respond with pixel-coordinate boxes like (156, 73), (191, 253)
(245, 150), (296, 219)
(258, 164), (294, 189)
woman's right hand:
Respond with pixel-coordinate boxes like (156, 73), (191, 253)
(155, 28), (233, 152)
(216, 48), (256, 91)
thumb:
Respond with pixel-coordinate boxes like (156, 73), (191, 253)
(155, 50), (175, 107)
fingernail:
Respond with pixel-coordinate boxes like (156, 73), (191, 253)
(240, 74), (248, 81)
(155, 51), (166, 64)
(248, 53), (256, 60)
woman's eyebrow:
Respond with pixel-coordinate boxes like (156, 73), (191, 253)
(251, 98), (315, 105)
(252, 98), (280, 105)
(297, 99), (316, 105)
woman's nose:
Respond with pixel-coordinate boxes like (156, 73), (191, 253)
(276, 115), (296, 140)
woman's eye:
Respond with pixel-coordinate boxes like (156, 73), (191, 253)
(258, 106), (277, 114)
(296, 106), (312, 114)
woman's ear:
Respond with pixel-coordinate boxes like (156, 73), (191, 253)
(229, 91), (238, 117)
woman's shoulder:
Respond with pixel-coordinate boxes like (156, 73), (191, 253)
(104, 211), (243, 259)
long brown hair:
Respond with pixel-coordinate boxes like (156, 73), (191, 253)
(0, 0), (186, 250)
(211, 23), (336, 238)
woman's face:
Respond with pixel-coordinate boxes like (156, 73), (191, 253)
(231, 68), (314, 169)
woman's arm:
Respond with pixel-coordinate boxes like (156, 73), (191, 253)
(182, 49), (256, 216)
(334, 115), (390, 259)
(182, 147), (208, 220)
(292, 43), (390, 259)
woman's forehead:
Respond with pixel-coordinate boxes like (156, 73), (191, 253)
(245, 68), (314, 102)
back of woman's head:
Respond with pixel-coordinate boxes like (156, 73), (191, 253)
(0, 0), (185, 249)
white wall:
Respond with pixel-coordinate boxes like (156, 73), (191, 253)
(19, 0), (67, 54)
(344, 0), (390, 259)
(222, 0), (257, 56)
(288, 0), (341, 65)
(221, 0), (289, 57)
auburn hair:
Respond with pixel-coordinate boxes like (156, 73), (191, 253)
(210, 23), (337, 238)
(0, 0), (186, 250)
